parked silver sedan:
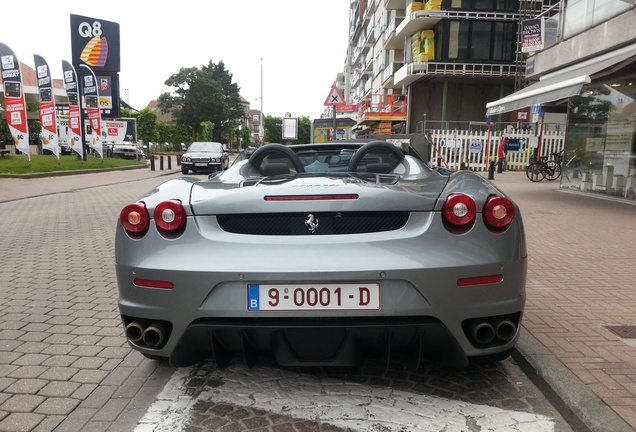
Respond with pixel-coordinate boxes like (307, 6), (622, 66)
(116, 140), (526, 368)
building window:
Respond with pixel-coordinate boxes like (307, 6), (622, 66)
(444, 0), (517, 12)
(253, 114), (259, 122)
(439, 20), (516, 62)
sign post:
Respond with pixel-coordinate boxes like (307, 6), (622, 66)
(324, 85), (345, 141)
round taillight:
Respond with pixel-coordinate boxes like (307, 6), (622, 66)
(154, 200), (186, 232)
(120, 203), (150, 234)
(442, 193), (476, 226)
(483, 195), (515, 228)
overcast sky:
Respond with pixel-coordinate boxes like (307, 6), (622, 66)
(2, 1), (351, 119)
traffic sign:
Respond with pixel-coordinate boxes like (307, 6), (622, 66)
(324, 85), (346, 106)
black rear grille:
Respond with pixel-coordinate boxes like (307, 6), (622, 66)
(216, 211), (409, 235)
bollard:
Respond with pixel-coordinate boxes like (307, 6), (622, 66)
(497, 159), (503, 174)
(160, 155), (164, 170)
(150, 157), (155, 171)
(488, 161), (495, 180)
(177, 155), (181, 166)
(168, 155), (172, 170)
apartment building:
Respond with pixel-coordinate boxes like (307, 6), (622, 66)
(337, 0), (557, 136)
(332, 0), (635, 201)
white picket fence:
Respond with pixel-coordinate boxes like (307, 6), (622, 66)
(426, 130), (566, 172)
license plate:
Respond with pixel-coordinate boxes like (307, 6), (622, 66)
(247, 283), (380, 311)
(194, 163), (208, 167)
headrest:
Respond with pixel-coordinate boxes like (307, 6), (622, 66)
(365, 163), (392, 174)
(262, 163), (290, 176)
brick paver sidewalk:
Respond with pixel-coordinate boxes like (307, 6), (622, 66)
(484, 171), (636, 431)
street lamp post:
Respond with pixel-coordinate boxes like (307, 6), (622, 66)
(259, 58), (264, 144)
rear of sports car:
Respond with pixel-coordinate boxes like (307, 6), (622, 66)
(116, 169), (526, 369)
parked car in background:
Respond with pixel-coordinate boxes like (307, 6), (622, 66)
(104, 142), (139, 159)
(116, 140), (527, 369)
(60, 143), (73, 155)
(181, 141), (229, 174)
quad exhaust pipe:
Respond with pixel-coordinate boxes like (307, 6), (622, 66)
(471, 321), (496, 345)
(494, 319), (516, 342)
(124, 319), (149, 344)
(143, 321), (170, 347)
(469, 318), (517, 346)
(124, 319), (170, 348)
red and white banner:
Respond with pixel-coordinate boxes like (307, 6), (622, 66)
(62, 60), (83, 159)
(80, 64), (103, 157)
(34, 54), (59, 159)
(0, 43), (30, 160)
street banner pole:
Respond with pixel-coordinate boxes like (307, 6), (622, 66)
(34, 54), (60, 160)
(0, 42), (30, 160)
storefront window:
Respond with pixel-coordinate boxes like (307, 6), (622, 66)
(563, 77), (636, 200)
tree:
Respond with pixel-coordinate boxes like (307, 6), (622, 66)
(197, 121), (215, 141)
(156, 122), (191, 152)
(157, 60), (244, 142)
(135, 108), (158, 145)
(240, 125), (251, 149)
(297, 116), (311, 144)
(263, 115), (283, 144)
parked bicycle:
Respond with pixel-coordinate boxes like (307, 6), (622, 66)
(526, 151), (563, 182)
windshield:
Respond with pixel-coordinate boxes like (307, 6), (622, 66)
(297, 148), (400, 173)
(188, 142), (223, 153)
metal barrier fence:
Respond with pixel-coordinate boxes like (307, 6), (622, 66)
(426, 129), (566, 172)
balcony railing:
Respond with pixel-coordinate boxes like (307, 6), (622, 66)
(358, 94), (408, 123)
(394, 61), (520, 87)
(396, 10), (520, 40)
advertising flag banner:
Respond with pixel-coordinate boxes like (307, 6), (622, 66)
(34, 54), (59, 159)
(80, 64), (103, 157)
(0, 42), (30, 159)
(62, 60), (84, 159)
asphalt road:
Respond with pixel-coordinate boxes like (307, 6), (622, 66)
(0, 164), (624, 431)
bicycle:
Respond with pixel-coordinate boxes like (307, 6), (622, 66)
(526, 151), (563, 182)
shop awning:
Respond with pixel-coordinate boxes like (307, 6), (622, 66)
(486, 42), (636, 115)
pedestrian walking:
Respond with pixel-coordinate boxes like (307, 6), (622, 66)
(498, 136), (509, 172)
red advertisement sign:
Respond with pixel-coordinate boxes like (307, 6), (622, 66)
(34, 54), (59, 158)
(0, 43), (30, 159)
